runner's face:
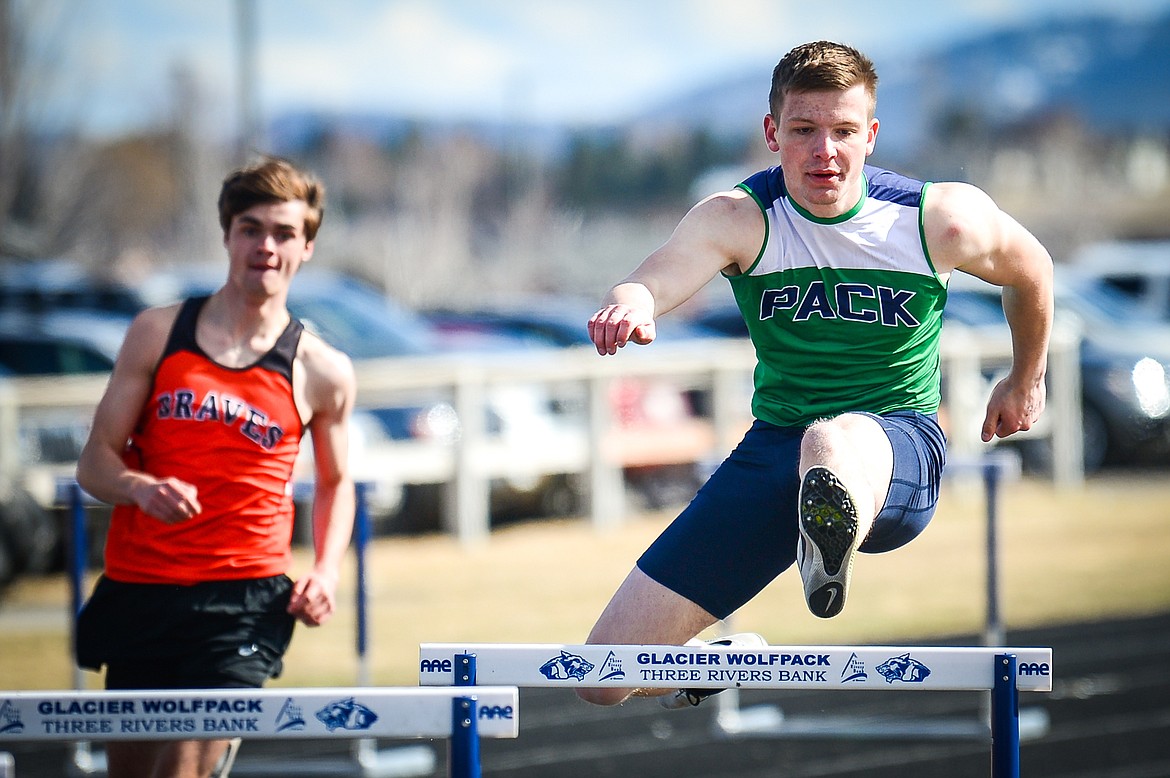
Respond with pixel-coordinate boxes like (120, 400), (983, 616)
(764, 84), (878, 219)
(223, 201), (314, 298)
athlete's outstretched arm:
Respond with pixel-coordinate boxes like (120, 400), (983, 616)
(588, 190), (764, 355)
(926, 182), (1054, 441)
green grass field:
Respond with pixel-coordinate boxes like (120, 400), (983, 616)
(1, 471), (1167, 691)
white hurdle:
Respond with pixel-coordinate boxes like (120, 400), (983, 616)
(0, 686), (520, 778)
(419, 642), (1052, 778)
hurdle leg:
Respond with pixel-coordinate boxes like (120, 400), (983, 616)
(351, 483), (440, 778)
(455, 654), (478, 687)
(449, 696), (482, 778)
(991, 653), (1020, 778)
(67, 482), (106, 776)
(353, 482), (376, 768)
(446, 655), (485, 778)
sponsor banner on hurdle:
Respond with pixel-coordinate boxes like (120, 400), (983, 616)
(419, 644), (1052, 693)
(0, 687), (519, 741)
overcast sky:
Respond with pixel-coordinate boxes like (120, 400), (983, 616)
(22, 0), (1170, 139)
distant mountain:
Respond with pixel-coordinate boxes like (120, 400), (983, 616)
(920, 11), (1170, 132)
(269, 9), (1170, 164)
(629, 9), (1170, 162)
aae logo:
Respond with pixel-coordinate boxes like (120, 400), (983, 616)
(1018, 662), (1051, 677)
(478, 705), (514, 720)
(420, 658), (453, 674)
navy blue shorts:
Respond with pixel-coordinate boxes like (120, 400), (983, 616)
(636, 411), (947, 620)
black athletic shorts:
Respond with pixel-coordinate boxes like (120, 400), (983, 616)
(75, 575), (296, 690)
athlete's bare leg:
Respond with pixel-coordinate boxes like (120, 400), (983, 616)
(799, 412), (894, 534)
(578, 567), (719, 706)
(106, 739), (231, 778)
(795, 412), (895, 617)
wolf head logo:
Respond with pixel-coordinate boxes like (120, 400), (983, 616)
(875, 653), (932, 683)
(539, 650), (596, 681)
(315, 698), (379, 731)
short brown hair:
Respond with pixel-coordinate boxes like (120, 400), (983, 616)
(217, 157), (325, 241)
(768, 41), (878, 118)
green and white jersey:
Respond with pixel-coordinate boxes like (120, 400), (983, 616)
(729, 165), (945, 427)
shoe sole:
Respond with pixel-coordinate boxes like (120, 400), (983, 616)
(798, 467), (860, 619)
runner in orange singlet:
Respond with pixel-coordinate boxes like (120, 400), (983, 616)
(75, 157), (356, 778)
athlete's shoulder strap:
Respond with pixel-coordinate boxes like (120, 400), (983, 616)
(255, 316), (304, 385)
(161, 296), (209, 359)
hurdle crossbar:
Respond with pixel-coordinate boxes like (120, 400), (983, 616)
(419, 643), (1052, 778)
(419, 643), (1051, 692)
(0, 686), (519, 778)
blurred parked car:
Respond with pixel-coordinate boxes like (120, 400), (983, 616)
(0, 310), (128, 471)
(0, 310), (133, 578)
(421, 299), (721, 508)
(1066, 240), (1170, 322)
(945, 273), (1170, 473)
(0, 309), (127, 374)
(0, 258), (144, 317)
(0, 475), (57, 590)
(2, 360), (66, 588)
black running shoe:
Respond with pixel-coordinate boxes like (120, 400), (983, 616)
(797, 466), (862, 619)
